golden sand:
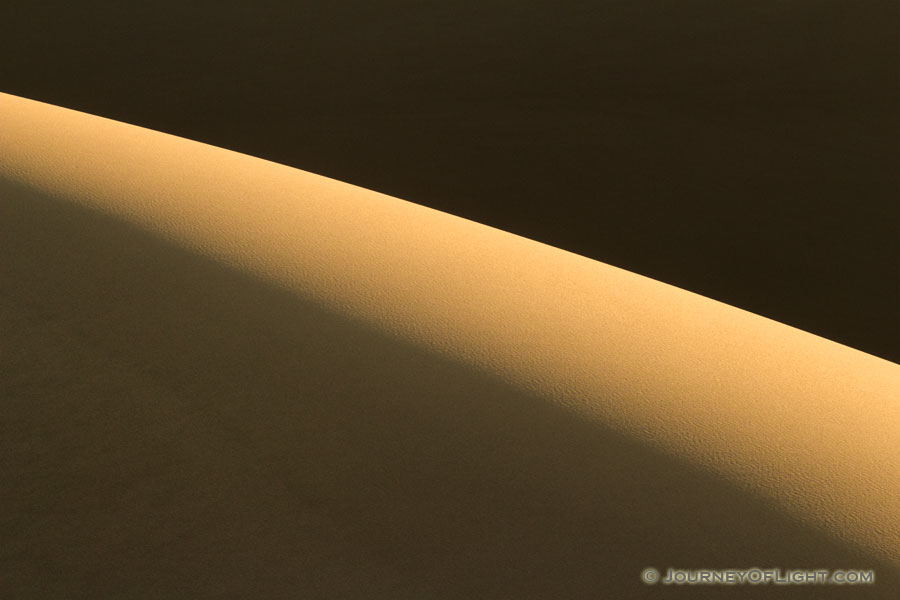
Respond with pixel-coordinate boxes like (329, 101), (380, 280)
(2, 92), (897, 597)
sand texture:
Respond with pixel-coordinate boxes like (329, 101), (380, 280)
(2, 92), (899, 598)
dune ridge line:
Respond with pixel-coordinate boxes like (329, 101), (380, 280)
(2, 91), (898, 577)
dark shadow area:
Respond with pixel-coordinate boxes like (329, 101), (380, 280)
(2, 183), (896, 597)
(0, 0), (897, 362)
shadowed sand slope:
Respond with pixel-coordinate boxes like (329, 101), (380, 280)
(2, 92), (899, 598)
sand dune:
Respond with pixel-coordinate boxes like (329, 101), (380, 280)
(2, 92), (898, 597)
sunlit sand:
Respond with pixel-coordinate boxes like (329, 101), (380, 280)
(2, 92), (898, 597)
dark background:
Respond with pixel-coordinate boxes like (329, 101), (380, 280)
(2, 0), (897, 362)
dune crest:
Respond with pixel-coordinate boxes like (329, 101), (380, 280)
(2, 92), (898, 597)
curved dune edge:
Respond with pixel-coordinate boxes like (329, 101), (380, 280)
(2, 91), (899, 575)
